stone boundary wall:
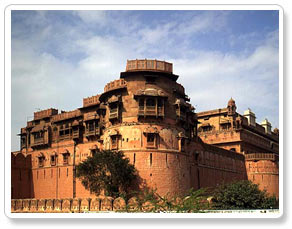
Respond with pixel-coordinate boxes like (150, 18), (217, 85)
(11, 197), (133, 213)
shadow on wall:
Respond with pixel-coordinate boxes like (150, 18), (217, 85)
(11, 153), (34, 199)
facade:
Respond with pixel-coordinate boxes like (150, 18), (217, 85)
(197, 98), (279, 197)
(13, 59), (276, 202)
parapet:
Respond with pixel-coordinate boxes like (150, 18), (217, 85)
(126, 59), (173, 74)
(51, 110), (82, 122)
(83, 94), (100, 107)
(34, 108), (58, 120)
(104, 79), (127, 93)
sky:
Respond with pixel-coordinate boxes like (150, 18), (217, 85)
(11, 10), (279, 151)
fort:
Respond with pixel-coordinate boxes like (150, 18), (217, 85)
(11, 59), (279, 212)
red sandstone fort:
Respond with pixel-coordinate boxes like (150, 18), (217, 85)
(11, 59), (279, 211)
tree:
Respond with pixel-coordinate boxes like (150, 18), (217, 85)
(212, 180), (278, 210)
(76, 150), (137, 198)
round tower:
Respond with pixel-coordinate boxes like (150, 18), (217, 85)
(99, 59), (198, 196)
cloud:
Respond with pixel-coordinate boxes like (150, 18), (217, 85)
(74, 10), (108, 26)
(10, 10), (279, 151)
(171, 31), (278, 128)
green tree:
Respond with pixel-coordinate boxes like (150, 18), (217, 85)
(76, 150), (137, 198)
(212, 180), (278, 210)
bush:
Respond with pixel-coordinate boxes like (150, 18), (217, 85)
(212, 180), (278, 210)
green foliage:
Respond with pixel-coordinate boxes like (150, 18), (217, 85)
(76, 150), (137, 198)
(212, 180), (279, 210)
(174, 188), (210, 213)
(125, 188), (210, 213)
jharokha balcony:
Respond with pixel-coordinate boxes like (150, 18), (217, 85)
(109, 107), (119, 119)
(138, 106), (164, 117)
(32, 138), (46, 147)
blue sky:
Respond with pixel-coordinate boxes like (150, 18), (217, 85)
(11, 10), (279, 151)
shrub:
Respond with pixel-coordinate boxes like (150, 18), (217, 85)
(212, 180), (278, 210)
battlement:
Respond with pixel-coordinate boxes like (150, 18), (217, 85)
(126, 59), (173, 74)
(245, 153), (278, 161)
(51, 110), (82, 122)
(104, 79), (127, 93)
(83, 94), (100, 107)
(34, 108), (58, 120)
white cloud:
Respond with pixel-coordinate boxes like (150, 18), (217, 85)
(10, 11), (279, 151)
(75, 10), (107, 25)
(172, 32), (278, 128)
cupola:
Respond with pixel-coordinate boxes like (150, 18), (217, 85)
(227, 97), (236, 115)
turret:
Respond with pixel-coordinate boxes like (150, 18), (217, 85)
(227, 97), (236, 116)
(244, 108), (256, 127)
(261, 118), (272, 134)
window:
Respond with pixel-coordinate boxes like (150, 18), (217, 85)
(138, 97), (164, 117)
(166, 153), (168, 166)
(50, 155), (56, 166)
(221, 123), (231, 130)
(21, 136), (26, 148)
(109, 103), (119, 120)
(34, 131), (44, 140)
(133, 153), (136, 165)
(111, 136), (118, 149)
(38, 156), (45, 167)
(180, 138), (185, 152)
(175, 104), (187, 121)
(146, 98), (155, 107)
(63, 153), (69, 165)
(147, 133), (156, 148)
(139, 99), (144, 108)
(59, 124), (71, 138)
(201, 126), (212, 132)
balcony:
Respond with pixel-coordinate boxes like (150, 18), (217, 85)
(59, 134), (71, 141)
(138, 106), (164, 117)
(85, 127), (100, 137)
(72, 130), (80, 139)
(31, 138), (48, 147)
(109, 108), (119, 119)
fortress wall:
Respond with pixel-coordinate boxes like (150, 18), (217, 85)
(246, 160), (279, 197)
(12, 136), (247, 200)
(124, 151), (192, 197)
